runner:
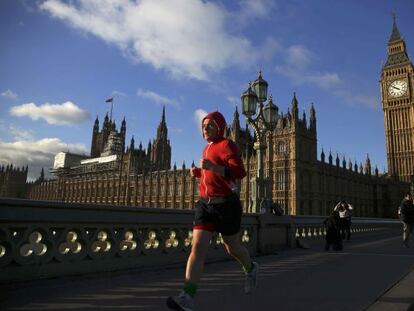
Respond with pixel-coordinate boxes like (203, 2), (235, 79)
(166, 111), (258, 311)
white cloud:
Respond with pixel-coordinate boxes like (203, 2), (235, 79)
(10, 101), (89, 125)
(9, 125), (35, 141)
(276, 65), (341, 89)
(333, 90), (379, 109)
(227, 96), (240, 107)
(39, 0), (273, 81)
(239, 0), (276, 18)
(137, 89), (181, 109)
(111, 90), (127, 97)
(286, 45), (314, 69)
(194, 108), (207, 133)
(274, 42), (342, 90)
(170, 127), (183, 134)
(0, 138), (87, 180)
(1, 89), (17, 99)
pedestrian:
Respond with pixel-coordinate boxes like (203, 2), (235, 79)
(399, 192), (414, 248)
(166, 111), (258, 311)
(323, 210), (343, 251)
(334, 200), (353, 241)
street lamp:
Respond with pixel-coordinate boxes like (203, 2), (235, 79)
(241, 71), (277, 213)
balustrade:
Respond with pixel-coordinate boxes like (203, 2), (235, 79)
(0, 198), (400, 283)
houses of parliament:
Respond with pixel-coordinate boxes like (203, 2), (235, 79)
(1, 18), (413, 218)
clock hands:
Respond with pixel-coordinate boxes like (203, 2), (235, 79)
(392, 85), (401, 90)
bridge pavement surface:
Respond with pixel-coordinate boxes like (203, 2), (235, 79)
(1, 229), (414, 311)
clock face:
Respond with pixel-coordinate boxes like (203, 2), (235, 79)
(388, 79), (408, 98)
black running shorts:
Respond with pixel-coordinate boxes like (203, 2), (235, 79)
(193, 193), (242, 236)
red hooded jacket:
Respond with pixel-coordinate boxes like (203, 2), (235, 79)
(192, 111), (246, 199)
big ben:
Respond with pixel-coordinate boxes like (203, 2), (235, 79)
(381, 16), (414, 183)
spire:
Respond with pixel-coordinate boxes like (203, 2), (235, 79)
(130, 135), (135, 150)
(156, 105), (168, 140)
(232, 106), (240, 130)
(94, 115), (99, 131)
(291, 92), (298, 119)
(40, 168), (44, 181)
(302, 110), (307, 127)
(328, 150), (333, 165)
(121, 117), (126, 133)
(310, 103), (316, 130)
(384, 14), (410, 67)
(103, 112), (110, 129)
(389, 14), (402, 42)
(365, 154), (371, 175)
(321, 148), (325, 163)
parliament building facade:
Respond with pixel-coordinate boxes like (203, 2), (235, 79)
(2, 18), (413, 217)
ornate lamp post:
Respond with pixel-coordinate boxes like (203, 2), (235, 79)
(241, 71), (277, 213)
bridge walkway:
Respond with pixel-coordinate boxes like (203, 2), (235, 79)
(2, 229), (414, 311)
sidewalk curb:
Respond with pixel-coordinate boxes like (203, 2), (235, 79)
(365, 263), (414, 311)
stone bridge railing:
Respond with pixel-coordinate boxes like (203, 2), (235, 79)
(293, 215), (400, 239)
(0, 198), (400, 283)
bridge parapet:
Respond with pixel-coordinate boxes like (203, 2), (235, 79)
(293, 215), (400, 240)
(0, 198), (400, 283)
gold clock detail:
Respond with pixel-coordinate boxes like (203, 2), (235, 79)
(388, 79), (408, 98)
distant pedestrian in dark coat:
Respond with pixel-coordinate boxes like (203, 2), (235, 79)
(400, 192), (414, 248)
(323, 211), (343, 251)
(334, 200), (353, 241)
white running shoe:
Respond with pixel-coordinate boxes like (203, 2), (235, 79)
(244, 261), (259, 294)
(166, 291), (194, 311)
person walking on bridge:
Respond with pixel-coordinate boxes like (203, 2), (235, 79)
(399, 192), (414, 248)
(167, 111), (258, 311)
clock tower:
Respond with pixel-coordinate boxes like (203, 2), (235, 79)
(380, 16), (414, 183)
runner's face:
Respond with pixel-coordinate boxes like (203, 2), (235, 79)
(202, 118), (218, 142)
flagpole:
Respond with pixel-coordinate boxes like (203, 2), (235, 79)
(110, 99), (114, 122)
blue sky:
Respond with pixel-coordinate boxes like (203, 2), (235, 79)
(0, 0), (413, 180)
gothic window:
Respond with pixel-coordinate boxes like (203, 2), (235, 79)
(277, 142), (286, 154)
(276, 171), (286, 190)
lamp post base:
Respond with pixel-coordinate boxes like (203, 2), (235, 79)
(249, 177), (273, 213)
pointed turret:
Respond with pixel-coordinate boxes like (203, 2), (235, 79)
(93, 115), (99, 132)
(389, 14), (402, 42)
(103, 112), (110, 129)
(342, 156), (346, 169)
(365, 154), (372, 175)
(384, 15), (410, 67)
(328, 150), (333, 165)
(130, 135), (135, 150)
(335, 154), (340, 167)
(232, 106), (241, 131)
(321, 148), (325, 163)
(310, 103), (316, 131)
(302, 110), (307, 127)
(40, 168), (44, 182)
(121, 117), (126, 133)
(291, 92), (299, 120)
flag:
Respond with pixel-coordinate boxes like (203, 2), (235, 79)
(105, 98), (113, 103)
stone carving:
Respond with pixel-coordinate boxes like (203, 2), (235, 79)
(20, 231), (47, 257)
